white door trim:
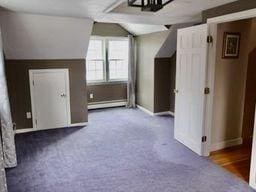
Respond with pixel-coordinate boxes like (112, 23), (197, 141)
(29, 69), (71, 129)
(203, 23), (218, 156)
(250, 106), (256, 189)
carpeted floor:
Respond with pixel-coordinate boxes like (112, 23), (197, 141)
(6, 108), (255, 192)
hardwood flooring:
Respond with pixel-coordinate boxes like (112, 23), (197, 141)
(209, 145), (252, 182)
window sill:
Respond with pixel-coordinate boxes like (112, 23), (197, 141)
(87, 81), (127, 86)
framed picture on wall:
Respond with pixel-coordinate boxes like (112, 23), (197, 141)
(222, 32), (241, 58)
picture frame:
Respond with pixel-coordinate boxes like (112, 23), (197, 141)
(222, 32), (241, 59)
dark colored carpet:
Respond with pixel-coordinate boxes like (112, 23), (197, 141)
(6, 108), (255, 192)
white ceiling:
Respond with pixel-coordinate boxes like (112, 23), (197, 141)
(0, 0), (237, 35)
(120, 23), (168, 35)
(0, 0), (237, 25)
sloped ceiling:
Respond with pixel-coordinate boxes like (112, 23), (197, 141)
(119, 23), (168, 35)
(0, 0), (237, 25)
(0, 11), (93, 59)
(156, 23), (193, 58)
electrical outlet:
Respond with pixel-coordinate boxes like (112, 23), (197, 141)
(26, 112), (32, 119)
(90, 93), (94, 99)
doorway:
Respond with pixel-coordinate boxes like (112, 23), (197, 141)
(208, 17), (256, 184)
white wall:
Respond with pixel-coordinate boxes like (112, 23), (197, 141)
(0, 11), (93, 59)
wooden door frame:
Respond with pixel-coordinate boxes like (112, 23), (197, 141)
(29, 68), (71, 130)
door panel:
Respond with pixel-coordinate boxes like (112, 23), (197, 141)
(30, 69), (70, 129)
(174, 24), (208, 156)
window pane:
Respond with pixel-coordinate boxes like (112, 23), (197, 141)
(108, 40), (128, 60)
(86, 60), (104, 81)
(86, 40), (103, 60)
(86, 39), (104, 82)
(108, 40), (128, 80)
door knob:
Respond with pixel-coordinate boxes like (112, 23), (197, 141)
(61, 94), (67, 97)
(174, 89), (179, 93)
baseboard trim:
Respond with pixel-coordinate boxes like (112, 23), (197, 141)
(15, 122), (88, 134)
(69, 122), (88, 127)
(88, 101), (127, 110)
(211, 137), (243, 152)
(154, 111), (175, 116)
(137, 105), (154, 116)
(137, 105), (174, 117)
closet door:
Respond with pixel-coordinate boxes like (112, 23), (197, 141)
(29, 69), (71, 130)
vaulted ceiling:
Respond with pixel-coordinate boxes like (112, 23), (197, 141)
(0, 0), (237, 25)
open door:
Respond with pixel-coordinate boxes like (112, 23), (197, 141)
(174, 24), (209, 156)
(250, 107), (256, 189)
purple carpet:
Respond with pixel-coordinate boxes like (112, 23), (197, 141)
(6, 108), (255, 192)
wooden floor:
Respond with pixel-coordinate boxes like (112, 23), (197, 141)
(209, 145), (252, 182)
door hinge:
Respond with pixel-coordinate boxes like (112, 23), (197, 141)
(173, 89), (179, 94)
(202, 136), (207, 143)
(207, 35), (213, 43)
(35, 119), (37, 125)
(32, 80), (35, 86)
(204, 87), (210, 95)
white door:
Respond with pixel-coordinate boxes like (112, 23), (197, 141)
(29, 69), (71, 130)
(174, 24), (209, 156)
(250, 107), (256, 189)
